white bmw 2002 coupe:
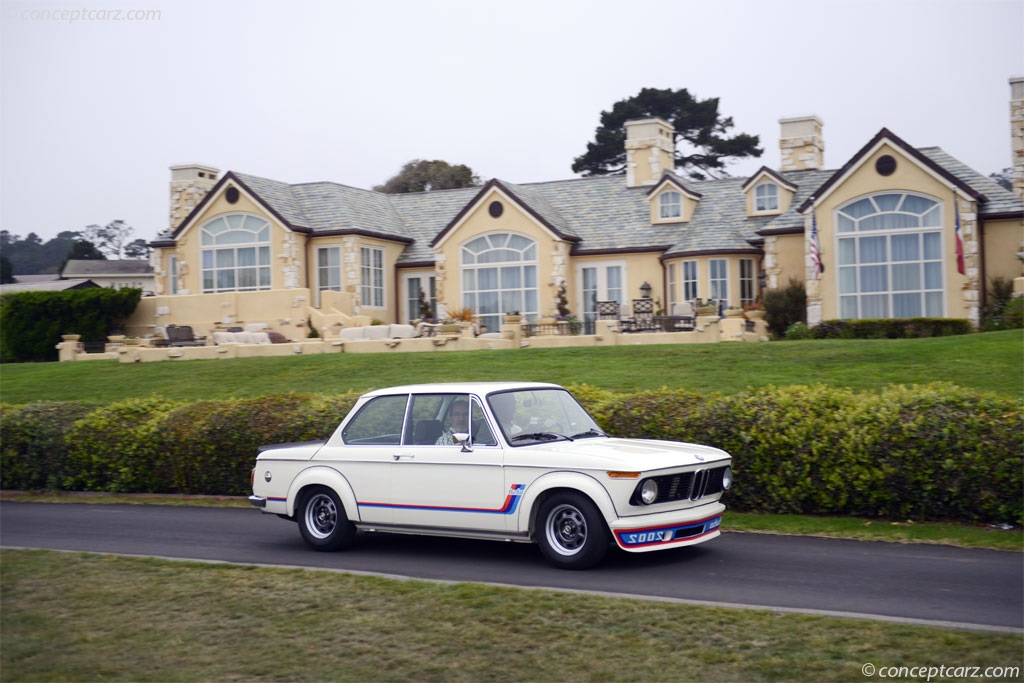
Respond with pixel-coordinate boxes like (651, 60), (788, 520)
(250, 382), (733, 569)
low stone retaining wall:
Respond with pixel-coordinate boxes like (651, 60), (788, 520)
(57, 317), (767, 362)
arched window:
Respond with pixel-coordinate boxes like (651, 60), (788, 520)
(200, 214), (272, 293)
(461, 233), (538, 333)
(835, 193), (943, 319)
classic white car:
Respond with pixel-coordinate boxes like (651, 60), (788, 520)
(249, 382), (733, 569)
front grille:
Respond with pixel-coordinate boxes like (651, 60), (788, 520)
(631, 466), (729, 505)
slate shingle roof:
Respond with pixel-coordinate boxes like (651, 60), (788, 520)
(61, 259), (154, 276)
(205, 144), (1021, 265)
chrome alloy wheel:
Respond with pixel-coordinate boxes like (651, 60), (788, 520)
(304, 492), (338, 540)
(544, 503), (588, 556)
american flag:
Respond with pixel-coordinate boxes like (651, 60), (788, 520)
(809, 209), (823, 279)
(953, 191), (965, 275)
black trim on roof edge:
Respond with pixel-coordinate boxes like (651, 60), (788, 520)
(797, 128), (985, 213)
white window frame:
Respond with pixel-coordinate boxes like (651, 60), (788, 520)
(360, 246), (385, 309)
(709, 258), (729, 307)
(682, 260), (698, 302)
(754, 182), (779, 212)
(316, 246), (342, 308)
(199, 213), (272, 293)
(835, 192), (944, 320)
(740, 258), (755, 305)
(577, 261), (626, 321)
(659, 190), (682, 219)
(461, 232), (538, 333)
(401, 272), (436, 323)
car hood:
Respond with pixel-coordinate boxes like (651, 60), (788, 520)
(510, 437), (730, 472)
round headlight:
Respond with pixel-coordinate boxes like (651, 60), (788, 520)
(721, 466), (733, 491)
(640, 479), (659, 505)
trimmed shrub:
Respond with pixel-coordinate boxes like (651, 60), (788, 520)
(809, 318), (971, 339)
(3, 386), (1019, 524)
(0, 287), (141, 362)
(0, 401), (96, 490)
(763, 279), (806, 338)
(63, 397), (183, 492)
(158, 392), (360, 495)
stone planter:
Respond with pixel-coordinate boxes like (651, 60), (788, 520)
(695, 306), (717, 316)
(438, 323), (461, 335)
(745, 310), (766, 320)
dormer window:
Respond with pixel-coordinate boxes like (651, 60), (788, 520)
(755, 183), (779, 212)
(659, 191), (682, 219)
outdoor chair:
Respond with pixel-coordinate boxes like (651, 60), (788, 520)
(671, 302), (696, 331)
(631, 298), (656, 332)
(165, 324), (205, 347)
(596, 300), (620, 320)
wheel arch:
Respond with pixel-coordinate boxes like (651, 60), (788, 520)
(286, 466), (359, 521)
(517, 472), (617, 539)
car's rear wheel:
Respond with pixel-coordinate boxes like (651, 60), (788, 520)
(536, 492), (610, 569)
(298, 486), (355, 551)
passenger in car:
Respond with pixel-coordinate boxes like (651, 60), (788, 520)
(436, 399), (469, 445)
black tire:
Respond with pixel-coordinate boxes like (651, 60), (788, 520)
(536, 492), (610, 569)
(297, 486), (356, 551)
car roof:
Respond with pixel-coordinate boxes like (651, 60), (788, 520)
(361, 382), (563, 398)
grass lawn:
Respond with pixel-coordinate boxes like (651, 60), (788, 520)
(1, 330), (1021, 404)
(2, 550), (1021, 682)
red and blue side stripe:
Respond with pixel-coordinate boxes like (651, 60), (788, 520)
(358, 484), (525, 515)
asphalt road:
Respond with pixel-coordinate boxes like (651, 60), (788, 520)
(2, 502), (1020, 632)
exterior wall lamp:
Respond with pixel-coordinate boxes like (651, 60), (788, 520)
(640, 281), (652, 299)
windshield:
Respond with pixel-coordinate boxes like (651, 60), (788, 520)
(487, 388), (607, 445)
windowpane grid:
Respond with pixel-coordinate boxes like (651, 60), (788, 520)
(834, 193), (943, 319)
(462, 233), (539, 332)
(200, 214), (272, 293)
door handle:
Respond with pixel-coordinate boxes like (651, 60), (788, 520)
(393, 454), (415, 461)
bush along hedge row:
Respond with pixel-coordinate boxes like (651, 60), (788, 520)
(596, 383), (1022, 525)
(1, 384), (1020, 524)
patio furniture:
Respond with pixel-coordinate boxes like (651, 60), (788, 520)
(670, 302), (696, 331)
(630, 298), (657, 332)
(165, 324), (205, 347)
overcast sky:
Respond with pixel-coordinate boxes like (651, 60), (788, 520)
(1, 0), (1022, 248)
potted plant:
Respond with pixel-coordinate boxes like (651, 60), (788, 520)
(695, 299), (718, 316)
(743, 302), (766, 320)
(503, 311), (522, 324)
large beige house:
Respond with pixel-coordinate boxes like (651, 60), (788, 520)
(132, 79), (1024, 340)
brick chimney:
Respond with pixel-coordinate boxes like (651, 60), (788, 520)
(1010, 77), (1024, 199)
(169, 164), (219, 229)
(624, 118), (675, 187)
(779, 116), (824, 171)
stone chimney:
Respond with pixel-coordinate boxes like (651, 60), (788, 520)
(779, 116), (824, 171)
(169, 164), (219, 230)
(624, 118), (675, 187)
(1010, 77), (1024, 199)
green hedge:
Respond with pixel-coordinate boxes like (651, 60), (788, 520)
(0, 287), (142, 362)
(1, 385), (1020, 524)
(599, 384), (1022, 525)
(786, 318), (972, 340)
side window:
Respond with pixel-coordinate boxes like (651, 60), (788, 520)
(471, 398), (497, 446)
(342, 395), (409, 445)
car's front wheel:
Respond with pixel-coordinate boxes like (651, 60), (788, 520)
(298, 486), (356, 551)
(536, 492), (610, 569)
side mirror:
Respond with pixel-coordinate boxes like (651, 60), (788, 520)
(453, 432), (472, 453)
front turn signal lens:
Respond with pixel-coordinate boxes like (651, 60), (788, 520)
(607, 471), (640, 479)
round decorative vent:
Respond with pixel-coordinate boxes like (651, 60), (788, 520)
(875, 155), (897, 177)
(488, 201), (504, 218)
(225, 187), (240, 204)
